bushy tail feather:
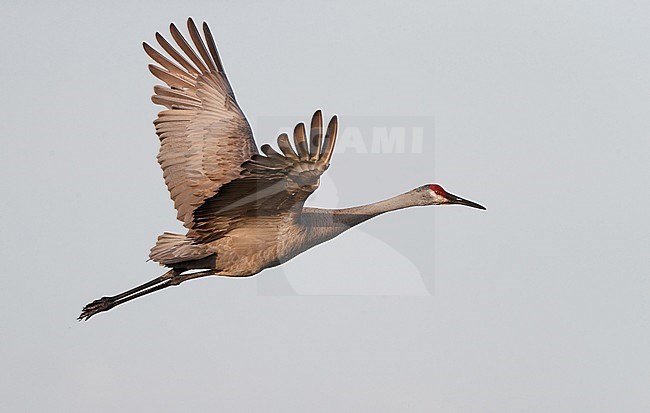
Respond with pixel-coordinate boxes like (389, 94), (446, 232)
(149, 232), (211, 265)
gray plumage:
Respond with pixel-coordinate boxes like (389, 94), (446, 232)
(79, 18), (485, 321)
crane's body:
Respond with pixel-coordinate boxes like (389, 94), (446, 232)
(79, 18), (485, 321)
(149, 193), (443, 277)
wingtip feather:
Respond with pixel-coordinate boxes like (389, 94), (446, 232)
(309, 110), (323, 160)
(293, 122), (309, 160)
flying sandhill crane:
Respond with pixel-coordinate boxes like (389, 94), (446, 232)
(78, 18), (486, 321)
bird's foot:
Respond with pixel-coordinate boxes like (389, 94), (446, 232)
(78, 297), (114, 321)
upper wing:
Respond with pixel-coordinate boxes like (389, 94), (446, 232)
(189, 111), (338, 243)
(145, 18), (258, 228)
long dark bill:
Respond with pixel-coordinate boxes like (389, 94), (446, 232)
(447, 193), (486, 210)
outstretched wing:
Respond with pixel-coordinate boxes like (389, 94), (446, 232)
(189, 111), (338, 243)
(145, 18), (258, 228)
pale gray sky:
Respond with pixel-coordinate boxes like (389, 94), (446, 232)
(1, 1), (649, 412)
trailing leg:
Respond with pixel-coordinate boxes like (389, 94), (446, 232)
(78, 269), (216, 321)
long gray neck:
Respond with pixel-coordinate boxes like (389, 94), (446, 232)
(300, 189), (424, 246)
(331, 190), (424, 227)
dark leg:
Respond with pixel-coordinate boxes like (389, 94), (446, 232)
(78, 269), (216, 321)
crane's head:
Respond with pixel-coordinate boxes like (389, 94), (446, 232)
(421, 184), (486, 210)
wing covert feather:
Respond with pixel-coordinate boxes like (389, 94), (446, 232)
(190, 112), (339, 243)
